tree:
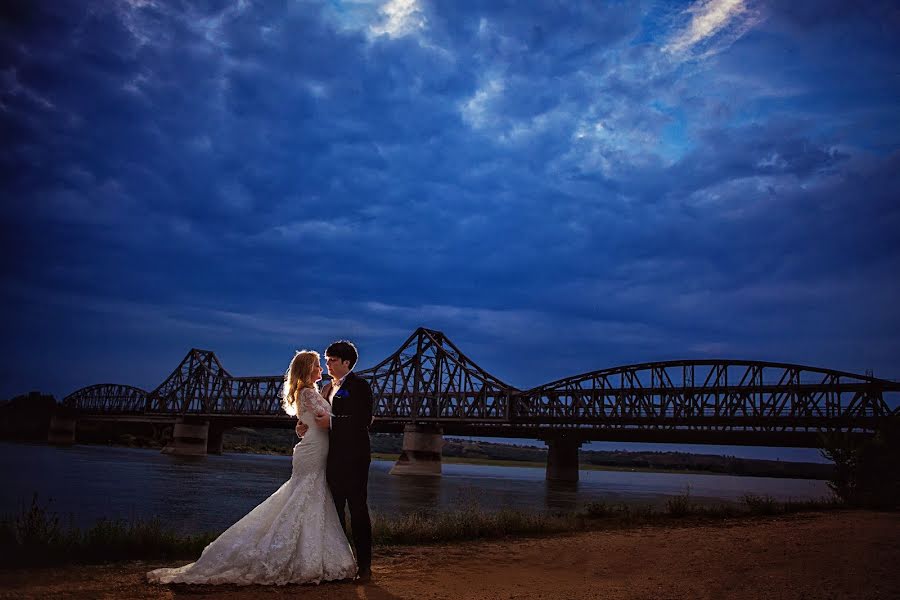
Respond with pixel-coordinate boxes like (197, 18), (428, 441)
(821, 420), (900, 509)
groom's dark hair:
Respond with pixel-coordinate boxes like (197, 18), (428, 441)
(326, 340), (358, 370)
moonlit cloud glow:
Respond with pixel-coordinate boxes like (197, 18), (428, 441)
(370, 0), (427, 38)
(664, 0), (765, 59)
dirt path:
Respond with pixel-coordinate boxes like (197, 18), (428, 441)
(2, 511), (898, 600)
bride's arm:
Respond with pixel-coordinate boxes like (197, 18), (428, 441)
(296, 389), (330, 436)
(298, 388), (333, 430)
(312, 390), (337, 429)
(299, 387), (330, 414)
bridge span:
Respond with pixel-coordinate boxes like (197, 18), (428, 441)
(57, 328), (900, 481)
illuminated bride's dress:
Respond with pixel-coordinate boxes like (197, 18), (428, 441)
(147, 388), (356, 585)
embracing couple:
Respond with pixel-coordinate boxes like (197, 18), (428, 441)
(147, 340), (374, 586)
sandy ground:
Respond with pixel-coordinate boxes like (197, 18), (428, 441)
(2, 511), (898, 600)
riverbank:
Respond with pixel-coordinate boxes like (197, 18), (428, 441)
(2, 510), (896, 599)
(1, 492), (839, 567)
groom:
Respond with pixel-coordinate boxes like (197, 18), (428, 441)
(297, 340), (373, 582)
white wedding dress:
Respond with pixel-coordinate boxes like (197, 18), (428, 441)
(147, 388), (357, 585)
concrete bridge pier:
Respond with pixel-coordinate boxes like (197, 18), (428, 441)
(390, 424), (443, 476)
(161, 418), (209, 456)
(545, 434), (582, 482)
(47, 414), (76, 445)
(207, 425), (225, 455)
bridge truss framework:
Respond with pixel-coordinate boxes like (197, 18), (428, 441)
(62, 328), (900, 446)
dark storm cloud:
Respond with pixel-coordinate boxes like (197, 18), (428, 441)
(1, 0), (898, 397)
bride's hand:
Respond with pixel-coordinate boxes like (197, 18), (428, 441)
(295, 420), (309, 438)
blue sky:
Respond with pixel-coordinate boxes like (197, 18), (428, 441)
(2, 0), (899, 401)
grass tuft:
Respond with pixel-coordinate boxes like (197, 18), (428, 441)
(665, 487), (694, 518)
(372, 506), (574, 546)
(742, 494), (780, 515)
(583, 500), (613, 518)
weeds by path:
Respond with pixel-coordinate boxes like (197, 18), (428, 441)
(1, 491), (844, 567)
(0, 494), (215, 567)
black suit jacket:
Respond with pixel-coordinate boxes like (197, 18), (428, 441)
(325, 371), (372, 486)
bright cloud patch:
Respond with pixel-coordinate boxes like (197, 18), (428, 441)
(664, 0), (764, 59)
(370, 0), (427, 38)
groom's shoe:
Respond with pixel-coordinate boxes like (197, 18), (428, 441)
(355, 568), (373, 584)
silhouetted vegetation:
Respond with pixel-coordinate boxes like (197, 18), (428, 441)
(2, 492), (844, 566)
(0, 495), (215, 567)
(0, 392), (57, 441)
(821, 421), (900, 509)
(372, 508), (572, 544)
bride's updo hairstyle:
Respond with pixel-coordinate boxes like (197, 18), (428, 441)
(282, 350), (320, 416)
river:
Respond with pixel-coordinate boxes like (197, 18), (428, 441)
(0, 442), (831, 534)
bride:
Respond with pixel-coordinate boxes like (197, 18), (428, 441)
(147, 350), (358, 585)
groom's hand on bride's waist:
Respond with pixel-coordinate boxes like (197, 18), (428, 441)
(295, 421), (309, 438)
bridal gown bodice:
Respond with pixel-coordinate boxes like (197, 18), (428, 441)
(147, 388), (357, 585)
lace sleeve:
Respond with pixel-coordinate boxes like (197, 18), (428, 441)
(298, 388), (325, 416)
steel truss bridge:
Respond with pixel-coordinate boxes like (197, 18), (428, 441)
(63, 327), (900, 447)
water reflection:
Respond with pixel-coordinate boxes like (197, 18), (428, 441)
(544, 479), (580, 513)
(0, 442), (831, 534)
(372, 462), (441, 514)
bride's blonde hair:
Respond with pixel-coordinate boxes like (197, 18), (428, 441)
(281, 350), (320, 416)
